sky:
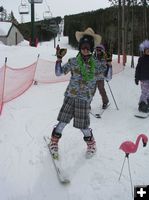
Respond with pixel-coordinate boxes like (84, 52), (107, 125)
(0, 0), (111, 23)
(0, 33), (149, 200)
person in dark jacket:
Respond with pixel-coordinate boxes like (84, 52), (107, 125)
(135, 40), (149, 113)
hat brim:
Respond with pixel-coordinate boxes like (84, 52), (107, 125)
(75, 31), (102, 47)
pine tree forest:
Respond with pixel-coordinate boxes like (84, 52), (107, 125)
(64, 0), (149, 57)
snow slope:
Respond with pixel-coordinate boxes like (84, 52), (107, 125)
(0, 36), (149, 200)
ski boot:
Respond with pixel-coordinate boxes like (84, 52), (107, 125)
(49, 128), (62, 159)
(84, 133), (97, 158)
(138, 101), (149, 113)
(102, 101), (109, 109)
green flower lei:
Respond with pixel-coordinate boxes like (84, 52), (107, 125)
(77, 53), (96, 81)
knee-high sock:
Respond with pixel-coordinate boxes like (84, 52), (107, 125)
(55, 122), (67, 134)
(81, 128), (92, 137)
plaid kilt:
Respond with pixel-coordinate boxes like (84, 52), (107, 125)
(57, 97), (90, 129)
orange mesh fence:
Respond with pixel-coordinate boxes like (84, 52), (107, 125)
(0, 57), (124, 115)
(34, 59), (70, 83)
(112, 59), (124, 75)
(3, 63), (37, 103)
(34, 58), (123, 83)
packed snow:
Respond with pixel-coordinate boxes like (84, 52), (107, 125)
(0, 35), (149, 200)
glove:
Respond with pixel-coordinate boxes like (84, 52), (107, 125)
(56, 48), (67, 59)
(135, 79), (139, 85)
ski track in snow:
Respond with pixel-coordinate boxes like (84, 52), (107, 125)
(0, 38), (149, 200)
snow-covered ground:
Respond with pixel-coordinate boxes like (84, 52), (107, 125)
(0, 36), (149, 200)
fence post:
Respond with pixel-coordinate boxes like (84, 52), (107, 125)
(0, 57), (7, 115)
(33, 54), (40, 85)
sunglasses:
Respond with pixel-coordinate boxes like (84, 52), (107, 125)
(81, 44), (91, 51)
(96, 48), (102, 52)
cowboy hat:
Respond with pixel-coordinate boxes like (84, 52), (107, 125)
(75, 27), (102, 47)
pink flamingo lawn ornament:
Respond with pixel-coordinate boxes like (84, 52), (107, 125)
(118, 134), (148, 197)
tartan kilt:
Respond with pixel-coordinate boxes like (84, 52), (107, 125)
(57, 96), (90, 129)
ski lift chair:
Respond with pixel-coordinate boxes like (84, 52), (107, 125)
(43, 11), (52, 20)
(28, 0), (43, 3)
(19, 4), (29, 14)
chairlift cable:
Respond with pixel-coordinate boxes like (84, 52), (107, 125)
(44, 0), (52, 16)
(43, 0), (52, 19)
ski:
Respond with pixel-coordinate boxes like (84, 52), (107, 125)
(134, 111), (149, 119)
(90, 103), (110, 118)
(90, 112), (101, 118)
(43, 136), (70, 184)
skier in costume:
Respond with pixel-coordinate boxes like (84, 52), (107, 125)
(48, 28), (107, 158)
(93, 44), (112, 109)
(135, 40), (149, 113)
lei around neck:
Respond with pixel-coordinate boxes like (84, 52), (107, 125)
(77, 53), (96, 81)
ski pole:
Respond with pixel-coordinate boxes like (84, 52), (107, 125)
(106, 81), (119, 110)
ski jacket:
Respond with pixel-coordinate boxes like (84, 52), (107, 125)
(55, 55), (106, 102)
(94, 56), (107, 81)
(93, 54), (112, 81)
(135, 55), (149, 81)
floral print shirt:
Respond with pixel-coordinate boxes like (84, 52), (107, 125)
(58, 56), (107, 102)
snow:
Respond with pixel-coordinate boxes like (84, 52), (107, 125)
(0, 35), (149, 200)
(0, 21), (12, 36)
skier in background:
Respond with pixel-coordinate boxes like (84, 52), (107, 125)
(55, 44), (60, 56)
(135, 40), (149, 113)
(94, 44), (112, 109)
(48, 28), (107, 159)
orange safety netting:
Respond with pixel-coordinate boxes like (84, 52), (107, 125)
(34, 59), (70, 83)
(34, 58), (123, 83)
(112, 59), (124, 75)
(3, 63), (37, 103)
(0, 57), (124, 115)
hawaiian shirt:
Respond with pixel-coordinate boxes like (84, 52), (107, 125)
(61, 56), (107, 102)
(94, 56), (107, 81)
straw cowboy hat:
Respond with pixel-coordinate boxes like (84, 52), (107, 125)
(75, 27), (102, 47)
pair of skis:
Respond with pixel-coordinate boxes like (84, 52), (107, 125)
(44, 136), (70, 184)
(91, 103), (149, 119)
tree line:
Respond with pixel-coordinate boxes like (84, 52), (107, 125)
(64, 3), (149, 57)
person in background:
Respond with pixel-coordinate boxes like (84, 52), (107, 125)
(48, 28), (107, 159)
(94, 44), (112, 109)
(55, 44), (60, 56)
(135, 40), (149, 113)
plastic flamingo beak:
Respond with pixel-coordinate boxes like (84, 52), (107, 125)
(143, 141), (147, 147)
(141, 134), (148, 147)
(142, 138), (147, 147)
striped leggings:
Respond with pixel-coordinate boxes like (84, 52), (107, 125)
(139, 80), (149, 104)
(55, 122), (92, 137)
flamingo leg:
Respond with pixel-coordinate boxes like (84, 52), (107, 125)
(118, 155), (126, 181)
(127, 157), (134, 198)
